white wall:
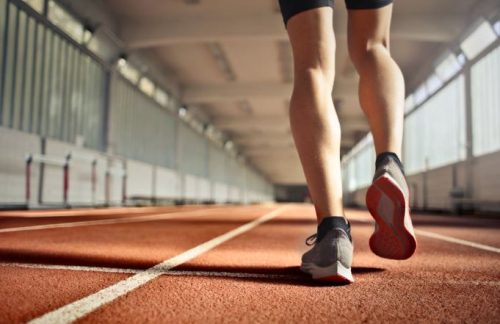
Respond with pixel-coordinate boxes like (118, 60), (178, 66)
(0, 127), (40, 205)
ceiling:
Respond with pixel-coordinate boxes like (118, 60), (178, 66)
(63, 0), (499, 184)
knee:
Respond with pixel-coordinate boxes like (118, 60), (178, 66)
(293, 65), (335, 92)
(348, 38), (389, 70)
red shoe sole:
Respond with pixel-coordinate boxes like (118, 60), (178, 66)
(366, 175), (417, 260)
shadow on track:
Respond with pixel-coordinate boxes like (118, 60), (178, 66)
(171, 264), (385, 287)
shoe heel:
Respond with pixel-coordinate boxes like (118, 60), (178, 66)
(367, 176), (417, 260)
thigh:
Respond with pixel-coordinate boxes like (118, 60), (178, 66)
(280, 5), (336, 74)
(347, 3), (393, 52)
(345, 0), (393, 10)
(278, 0), (334, 27)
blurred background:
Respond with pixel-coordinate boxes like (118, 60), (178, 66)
(0, 0), (499, 214)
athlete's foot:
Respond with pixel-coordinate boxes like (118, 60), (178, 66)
(366, 152), (417, 260)
(300, 216), (354, 283)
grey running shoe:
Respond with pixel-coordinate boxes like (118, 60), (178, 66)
(300, 216), (354, 283)
(366, 152), (417, 260)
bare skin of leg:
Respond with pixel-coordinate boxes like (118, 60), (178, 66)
(348, 5), (405, 158)
(286, 7), (344, 221)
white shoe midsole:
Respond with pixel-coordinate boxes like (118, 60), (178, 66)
(300, 261), (354, 282)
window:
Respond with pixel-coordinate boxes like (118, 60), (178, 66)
(1, 3), (18, 127)
(154, 88), (169, 107)
(23, 0), (44, 13)
(460, 20), (497, 60)
(425, 73), (444, 96)
(117, 58), (139, 84)
(404, 76), (466, 174)
(435, 52), (462, 82)
(0, 0), (5, 121)
(341, 134), (374, 191)
(139, 77), (155, 97)
(471, 46), (500, 156)
(47, 0), (84, 42)
(413, 84), (428, 106)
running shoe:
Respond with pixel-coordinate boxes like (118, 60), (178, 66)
(300, 216), (354, 283)
(366, 152), (417, 260)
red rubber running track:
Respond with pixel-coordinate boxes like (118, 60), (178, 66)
(0, 204), (499, 323)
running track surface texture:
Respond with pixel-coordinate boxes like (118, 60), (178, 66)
(0, 204), (499, 323)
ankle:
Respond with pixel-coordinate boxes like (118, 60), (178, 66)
(376, 151), (404, 173)
(317, 216), (351, 242)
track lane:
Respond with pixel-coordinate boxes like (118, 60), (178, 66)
(1, 204), (498, 323)
(0, 205), (212, 230)
(78, 206), (500, 323)
(28, 206), (288, 323)
(0, 206), (274, 268)
(0, 205), (283, 323)
(0, 266), (130, 324)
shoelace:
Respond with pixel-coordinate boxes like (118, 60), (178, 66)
(305, 233), (317, 246)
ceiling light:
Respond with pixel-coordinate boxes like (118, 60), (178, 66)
(154, 89), (169, 107)
(139, 77), (155, 97)
(224, 141), (234, 150)
(460, 20), (497, 60)
(82, 28), (93, 45)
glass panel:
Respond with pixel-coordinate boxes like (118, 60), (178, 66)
(40, 28), (53, 136)
(404, 76), (466, 174)
(12, 10), (27, 130)
(58, 40), (70, 141)
(21, 16), (36, 132)
(23, 0), (44, 13)
(117, 58), (139, 84)
(2, 3), (17, 127)
(109, 75), (177, 168)
(65, 46), (75, 142)
(460, 21), (497, 60)
(0, 0), (6, 122)
(471, 46), (500, 156)
(425, 73), (443, 96)
(435, 52), (462, 82)
(48, 34), (63, 139)
(69, 50), (82, 142)
(154, 88), (168, 107)
(30, 22), (44, 133)
(138, 77), (155, 97)
(47, 0), (83, 42)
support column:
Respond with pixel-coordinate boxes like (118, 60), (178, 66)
(463, 66), (475, 200)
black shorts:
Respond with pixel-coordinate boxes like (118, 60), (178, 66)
(279, 0), (393, 26)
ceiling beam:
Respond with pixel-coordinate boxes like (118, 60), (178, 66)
(244, 147), (298, 156)
(214, 117), (289, 131)
(121, 14), (461, 49)
(184, 82), (291, 103)
(183, 81), (357, 103)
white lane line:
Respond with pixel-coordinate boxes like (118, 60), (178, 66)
(0, 262), (299, 280)
(28, 205), (289, 324)
(0, 262), (138, 274)
(0, 207), (228, 234)
(415, 229), (500, 254)
(4, 262), (500, 287)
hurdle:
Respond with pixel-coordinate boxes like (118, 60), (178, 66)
(25, 153), (99, 208)
(104, 161), (127, 206)
(25, 153), (69, 207)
